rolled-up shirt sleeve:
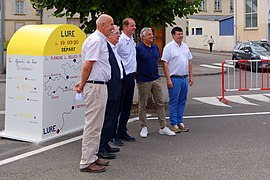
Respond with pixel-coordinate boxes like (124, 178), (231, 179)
(161, 45), (170, 63)
(83, 40), (101, 61)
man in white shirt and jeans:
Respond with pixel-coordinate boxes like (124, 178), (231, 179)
(161, 26), (194, 134)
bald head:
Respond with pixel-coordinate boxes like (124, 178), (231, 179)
(96, 14), (114, 37)
(96, 14), (112, 25)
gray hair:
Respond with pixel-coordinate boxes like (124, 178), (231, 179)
(140, 27), (152, 38)
(112, 25), (119, 33)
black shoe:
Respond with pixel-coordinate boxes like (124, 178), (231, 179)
(110, 139), (124, 146)
(97, 151), (116, 159)
(106, 146), (120, 153)
(119, 134), (136, 142)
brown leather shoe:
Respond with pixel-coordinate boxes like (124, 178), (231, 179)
(80, 163), (106, 173)
(95, 158), (109, 166)
(171, 126), (181, 133)
(178, 124), (189, 132)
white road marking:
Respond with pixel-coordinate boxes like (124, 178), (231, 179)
(193, 97), (231, 107)
(183, 111), (270, 119)
(0, 111), (4, 115)
(213, 63), (235, 68)
(0, 135), (82, 166)
(0, 114), (151, 166)
(241, 94), (270, 103)
(200, 64), (223, 69)
(128, 116), (139, 123)
(128, 114), (152, 123)
(227, 61), (234, 65)
(263, 94), (270, 98)
(1, 110), (270, 166)
(222, 95), (259, 106)
(146, 111), (270, 120)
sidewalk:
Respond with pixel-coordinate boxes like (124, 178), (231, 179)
(190, 47), (232, 57)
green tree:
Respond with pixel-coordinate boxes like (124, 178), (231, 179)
(31, 0), (202, 34)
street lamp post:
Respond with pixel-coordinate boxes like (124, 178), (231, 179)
(0, 0), (4, 74)
(234, 0), (237, 46)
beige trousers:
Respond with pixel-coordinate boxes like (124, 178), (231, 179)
(79, 83), (107, 169)
(137, 78), (166, 128)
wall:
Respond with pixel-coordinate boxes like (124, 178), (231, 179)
(236, 0), (268, 42)
(42, 9), (67, 24)
(200, 0), (233, 16)
(165, 17), (187, 44)
(165, 0), (235, 51)
(5, 2), (81, 42)
(5, 0), (40, 41)
(186, 19), (217, 50)
(186, 18), (234, 51)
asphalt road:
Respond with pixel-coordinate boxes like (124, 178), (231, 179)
(1, 50), (270, 179)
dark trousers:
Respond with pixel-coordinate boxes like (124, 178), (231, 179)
(116, 73), (135, 137)
(209, 43), (213, 52)
(99, 96), (121, 152)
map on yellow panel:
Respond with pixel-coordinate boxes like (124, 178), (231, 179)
(3, 24), (86, 142)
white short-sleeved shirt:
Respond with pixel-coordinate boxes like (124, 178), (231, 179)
(81, 30), (111, 81)
(161, 40), (192, 76)
(108, 41), (124, 79)
(116, 32), (136, 75)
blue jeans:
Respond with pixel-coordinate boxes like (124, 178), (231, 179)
(168, 77), (188, 126)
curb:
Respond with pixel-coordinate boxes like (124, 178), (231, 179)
(189, 48), (232, 57)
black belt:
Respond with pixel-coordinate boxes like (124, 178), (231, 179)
(170, 75), (188, 79)
(87, 80), (107, 85)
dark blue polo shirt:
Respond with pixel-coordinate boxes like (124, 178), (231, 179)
(136, 42), (160, 82)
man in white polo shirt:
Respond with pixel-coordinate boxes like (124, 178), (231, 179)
(74, 14), (114, 173)
(161, 26), (194, 134)
(113, 18), (137, 144)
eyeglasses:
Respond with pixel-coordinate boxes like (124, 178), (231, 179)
(112, 32), (120, 35)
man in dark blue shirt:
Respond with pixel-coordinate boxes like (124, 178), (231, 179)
(136, 27), (175, 138)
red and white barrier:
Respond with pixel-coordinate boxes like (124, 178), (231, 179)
(219, 59), (270, 104)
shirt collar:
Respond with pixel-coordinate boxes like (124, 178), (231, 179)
(142, 42), (152, 48)
(107, 41), (115, 48)
(96, 30), (107, 40)
(172, 39), (182, 47)
(121, 32), (132, 41)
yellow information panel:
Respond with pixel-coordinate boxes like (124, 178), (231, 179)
(0, 24), (86, 143)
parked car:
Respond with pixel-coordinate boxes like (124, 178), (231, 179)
(232, 41), (270, 72)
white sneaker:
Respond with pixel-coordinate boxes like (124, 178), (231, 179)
(140, 127), (148, 138)
(159, 127), (176, 136)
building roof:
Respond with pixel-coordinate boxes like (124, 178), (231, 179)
(187, 15), (234, 22)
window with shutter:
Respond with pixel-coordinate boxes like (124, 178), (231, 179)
(14, 0), (26, 15)
(245, 0), (257, 28)
(214, 0), (221, 11)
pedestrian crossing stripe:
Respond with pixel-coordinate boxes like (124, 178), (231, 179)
(193, 97), (231, 107)
(241, 94), (270, 103)
(224, 95), (259, 106)
(200, 62), (235, 69)
(212, 63), (235, 68)
(200, 64), (223, 69)
(193, 94), (270, 107)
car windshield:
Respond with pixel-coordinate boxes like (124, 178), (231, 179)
(251, 43), (270, 52)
